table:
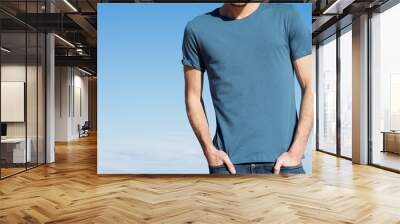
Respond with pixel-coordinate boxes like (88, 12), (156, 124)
(381, 131), (400, 154)
(1, 138), (32, 163)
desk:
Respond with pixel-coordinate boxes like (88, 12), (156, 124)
(381, 131), (400, 154)
(1, 138), (31, 163)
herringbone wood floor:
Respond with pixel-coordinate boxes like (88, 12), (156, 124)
(1, 135), (400, 224)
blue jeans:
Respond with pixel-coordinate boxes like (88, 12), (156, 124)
(208, 162), (305, 175)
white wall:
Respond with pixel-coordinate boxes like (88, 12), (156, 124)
(1, 65), (37, 138)
(55, 67), (89, 141)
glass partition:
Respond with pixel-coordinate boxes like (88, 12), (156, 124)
(370, 3), (400, 171)
(27, 30), (38, 169)
(1, 31), (28, 177)
(317, 36), (337, 155)
(0, 1), (46, 179)
(38, 32), (46, 165)
(27, 0), (37, 170)
(339, 27), (352, 158)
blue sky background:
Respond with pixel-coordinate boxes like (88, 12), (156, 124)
(98, 3), (313, 174)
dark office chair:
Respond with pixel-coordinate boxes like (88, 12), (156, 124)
(78, 121), (90, 138)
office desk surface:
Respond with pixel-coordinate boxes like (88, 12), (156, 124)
(1, 138), (32, 163)
(1, 138), (26, 143)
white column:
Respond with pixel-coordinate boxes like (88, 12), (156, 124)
(46, 1), (55, 163)
(352, 14), (369, 164)
(46, 33), (55, 163)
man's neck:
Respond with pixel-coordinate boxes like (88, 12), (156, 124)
(219, 3), (261, 20)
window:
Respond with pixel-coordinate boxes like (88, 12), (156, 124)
(339, 28), (352, 158)
(370, 3), (400, 171)
(317, 36), (337, 154)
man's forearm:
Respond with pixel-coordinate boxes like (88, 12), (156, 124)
(185, 98), (214, 155)
(288, 86), (314, 160)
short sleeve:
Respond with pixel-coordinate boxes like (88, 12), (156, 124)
(181, 22), (206, 72)
(287, 7), (312, 61)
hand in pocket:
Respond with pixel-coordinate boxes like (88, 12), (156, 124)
(206, 147), (236, 174)
(273, 152), (302, 174)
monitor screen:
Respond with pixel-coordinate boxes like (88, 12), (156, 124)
(1, 123), (7, 137)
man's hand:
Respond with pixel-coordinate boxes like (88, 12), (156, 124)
(205, 147), (236, 174)
(273, 151), (302, 174)
(272, 55), (314, 175)
(183, 65), (236, 175)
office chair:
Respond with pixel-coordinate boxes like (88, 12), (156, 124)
(79, 121), (90, 138)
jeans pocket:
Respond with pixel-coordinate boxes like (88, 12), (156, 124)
(280, 163), (305, 174)
(208, 164), (228, 174)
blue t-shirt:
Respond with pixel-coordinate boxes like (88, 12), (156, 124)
(181, 3), (311, 164)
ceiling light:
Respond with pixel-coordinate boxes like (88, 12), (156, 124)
(76, 48), (84, 55)
(63, 0), (78, 12)
(322, 0), (354, 15)
(54, 34), (75, 48)
(78, 67), (93, 76)
(1, 47), (11, 53)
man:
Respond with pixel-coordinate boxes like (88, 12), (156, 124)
(181, 3), (313, 174)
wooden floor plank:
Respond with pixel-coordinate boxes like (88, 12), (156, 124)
(0, 135), (400, 223)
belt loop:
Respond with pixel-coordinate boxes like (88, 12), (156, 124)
(251, 163), (255, 174)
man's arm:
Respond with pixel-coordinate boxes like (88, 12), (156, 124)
(183, 65), (236, 174)
(273, 55), (314, 174)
